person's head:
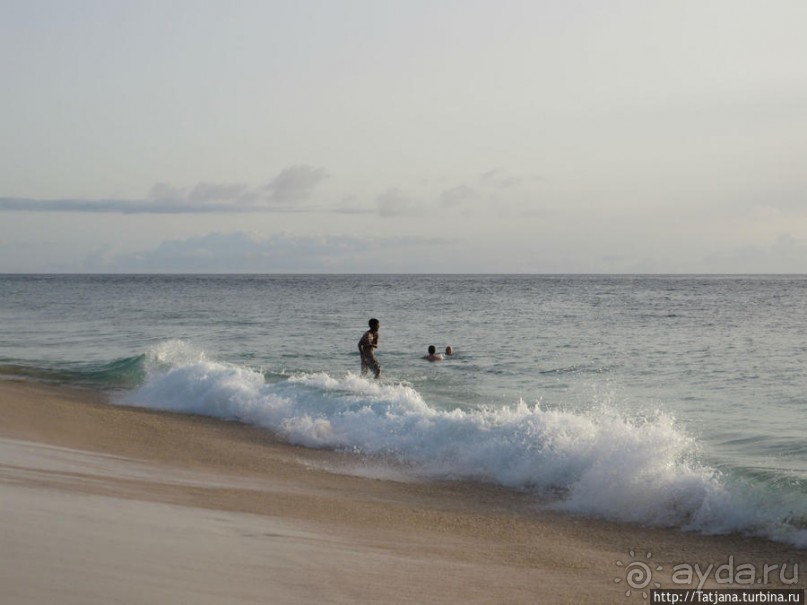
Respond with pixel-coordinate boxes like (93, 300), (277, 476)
(369, 318), (380, 330)
(445, 346), (453, 356)
(428, 345), (436, 355)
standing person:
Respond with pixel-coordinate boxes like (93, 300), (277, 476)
(358, 318), (381, 379)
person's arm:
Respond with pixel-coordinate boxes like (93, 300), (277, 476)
(359, 331), (374, 352)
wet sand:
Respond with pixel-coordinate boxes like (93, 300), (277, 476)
(0, 379), (803, 604)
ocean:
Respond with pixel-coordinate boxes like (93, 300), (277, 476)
(1, 274), (806, 546)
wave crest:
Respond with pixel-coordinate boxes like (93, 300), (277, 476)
(120, 341), (807, 547)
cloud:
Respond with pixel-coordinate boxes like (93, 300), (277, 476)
(376, 188), (421, 217)
(0, 165), (329, 214)
(366, 169), (549, 218)
(478, 168), (524, 189)
(431, 169), (552, 217)
(440, 185), (477, 208)
(0, 164), (551, 218)
(186, 182), (252, 204)
(82, 231), (449, 273)
(262, 166), (329, 204)
(364, 169), (536, 218)
(331, 195), (374, 215)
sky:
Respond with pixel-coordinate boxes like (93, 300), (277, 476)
(1, 0), (806, 273)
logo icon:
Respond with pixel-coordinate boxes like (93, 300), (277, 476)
(615, 550), (663, 599)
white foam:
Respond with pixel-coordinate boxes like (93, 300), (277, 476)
(121, 341), (807, 546)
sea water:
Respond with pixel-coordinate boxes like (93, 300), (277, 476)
(1, 274), (806, 546)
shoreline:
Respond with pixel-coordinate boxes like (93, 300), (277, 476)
(1, 379), (804, 604)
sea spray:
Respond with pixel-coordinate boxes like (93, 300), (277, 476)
(120, 341), (807, 546)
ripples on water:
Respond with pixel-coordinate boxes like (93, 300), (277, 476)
(2, 274), (806, 544)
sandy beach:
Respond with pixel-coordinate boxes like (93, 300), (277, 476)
(1, 379), (803, 604)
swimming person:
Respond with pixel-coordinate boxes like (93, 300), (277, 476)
(358, 318), (381, 378)
(423, 345), (443, 361)
(445, 346), (454, 356)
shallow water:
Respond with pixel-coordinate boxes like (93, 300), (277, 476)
(2, 274), (806, 545)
